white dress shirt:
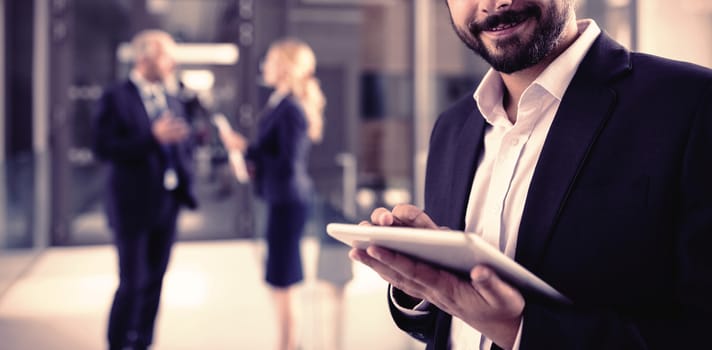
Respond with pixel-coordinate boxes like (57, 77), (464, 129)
(266, 90), (288, 109)
(390, 19), (601, 350)
(130, 70), (168, 119)
(451, 19), (600, 350)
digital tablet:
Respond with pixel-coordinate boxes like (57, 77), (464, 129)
(211, 113), (249, 183)
(326, 223), (570, 303)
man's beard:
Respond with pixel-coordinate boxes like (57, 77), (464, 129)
(453, 3), (569, 74)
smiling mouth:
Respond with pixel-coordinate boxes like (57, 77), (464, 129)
(487, 20), (525, 32)
(470, 5), (540, 35)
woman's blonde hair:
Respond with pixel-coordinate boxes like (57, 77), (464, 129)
(268, 38), (325, 143)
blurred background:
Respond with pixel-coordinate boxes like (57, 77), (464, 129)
(1, 0), (711, 349)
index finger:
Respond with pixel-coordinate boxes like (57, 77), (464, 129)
(391, 204), (438, 229)
(370, 207), (395, 226)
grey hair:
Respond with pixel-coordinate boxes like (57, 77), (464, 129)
(131, 30), (176, 62)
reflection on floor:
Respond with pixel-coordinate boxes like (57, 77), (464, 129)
(0, 238), (422, 350)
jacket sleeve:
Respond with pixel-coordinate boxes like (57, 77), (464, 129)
(388, 286), (442, 344)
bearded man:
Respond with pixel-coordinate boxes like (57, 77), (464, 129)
(351, 1), (712, 349)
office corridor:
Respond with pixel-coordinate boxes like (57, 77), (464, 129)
(0, 238), (420, 350)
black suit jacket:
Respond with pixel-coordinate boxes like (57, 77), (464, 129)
(93, 80), (197, 234)
(390, 33), (712, 349)
(245, 95), (313, 205)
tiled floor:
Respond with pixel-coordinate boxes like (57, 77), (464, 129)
(0, 238), (422, 350)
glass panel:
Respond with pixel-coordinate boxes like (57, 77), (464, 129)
(320, 1), (418, 219)
(62, 0), (249, 245)
(638, 0), (712, 67)
(1, 0), (39, 250)
(0, 154), (36, 249)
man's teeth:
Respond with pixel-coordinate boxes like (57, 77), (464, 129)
(490, 21), (520, 31)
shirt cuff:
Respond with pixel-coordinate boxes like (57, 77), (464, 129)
(389, 285), (430, 316)
(511, 318), (524, 350)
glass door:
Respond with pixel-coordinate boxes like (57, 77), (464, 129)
(49, 0), (250, 245)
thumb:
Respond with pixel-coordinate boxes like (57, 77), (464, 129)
(470, 265), (520, 308)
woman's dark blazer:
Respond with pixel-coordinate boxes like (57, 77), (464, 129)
(389, 32), (712, 349)
(245, 95), (313, 205)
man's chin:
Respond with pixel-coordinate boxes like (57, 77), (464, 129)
(483, 52), (536, 74)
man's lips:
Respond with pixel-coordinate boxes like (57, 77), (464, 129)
(486, 19), (526, 32)
(479, 17), (533, 41)
(469, 5), (540, 35)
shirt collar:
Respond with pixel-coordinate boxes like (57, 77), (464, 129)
(267, 90), (288, 108)
(130, 69), (165, 98)
(473, 19), (601, 124)
(534, 19), (601, 100)
(473, 69), (506, 126)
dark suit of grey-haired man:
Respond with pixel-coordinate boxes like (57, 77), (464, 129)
(93, 29), (197, 350)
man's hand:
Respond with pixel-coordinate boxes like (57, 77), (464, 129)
(152, 111), (189, 144)
(349, 204), (525, 349)
(368, 205), (440, 228)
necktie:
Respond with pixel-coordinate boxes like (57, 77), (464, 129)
(148, 89), (179, 191)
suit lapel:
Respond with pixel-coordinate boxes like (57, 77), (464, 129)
(447, 108), (486, 229)
(515, 33), (631, 269)
(125, 81), (153, 131)
(255, 96), (289, 141)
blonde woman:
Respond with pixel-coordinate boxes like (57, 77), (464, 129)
(218, 38), (325, 350)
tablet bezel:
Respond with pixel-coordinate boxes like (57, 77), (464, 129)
(326, 222), (569, 303)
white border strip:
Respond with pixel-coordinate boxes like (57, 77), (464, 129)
(300, 0), (398, 5)
(288, 8), (363, 24)
(413, 0), (433, 208)
(33, 0), (50, 248)
(117, 43), (240, 65)
(33, 0), (49, 154)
